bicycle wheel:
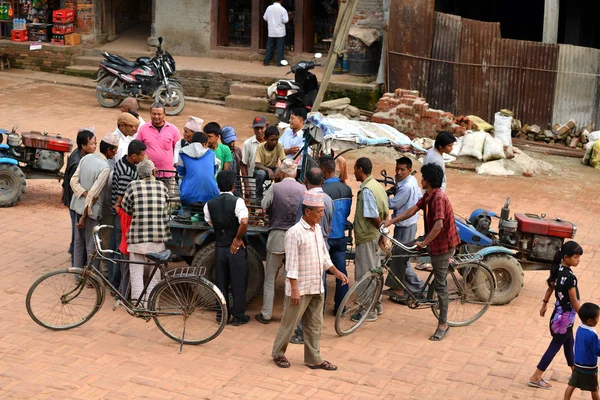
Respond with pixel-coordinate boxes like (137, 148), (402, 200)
(26, 270), (104, 330)
(334, 271), (383, 336)
(150, 277), (227, 345)
(428, 262), (495, 327)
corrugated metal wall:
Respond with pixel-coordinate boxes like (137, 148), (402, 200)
(388, 0), (435, 97)
(553, 45), (600, 129)
(426, 12), (462, 114)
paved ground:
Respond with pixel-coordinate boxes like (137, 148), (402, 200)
(1, 73), (600, 399)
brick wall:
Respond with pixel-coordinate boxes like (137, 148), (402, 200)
(155, 0), (211, 56)
(0, 40), (81, 73)
(353, 0), (384, 30)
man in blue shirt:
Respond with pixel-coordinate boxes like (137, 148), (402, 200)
(384, 157), (425, 304)
(279, 108), (310, 162)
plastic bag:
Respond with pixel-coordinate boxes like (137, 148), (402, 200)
(590, 140), (600, 169)
(483, 134), (506, 162)
(450, 136), (463, 157)
(583, 141), (596, 165)
(459, 131), (487, 160)
(468, 116), (493, 132)
(494, 112), (513, 147)
(588, 131), (600, 143)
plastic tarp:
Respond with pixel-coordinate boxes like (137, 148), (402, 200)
(307, 112), (425, 154)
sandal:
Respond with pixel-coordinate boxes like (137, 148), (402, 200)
(527, 379), (552, 389)
(429, 327), (450, 341)
(307, 360), (338, 371)
(274, 356), (291, 368)
(290, 335), (304, 344)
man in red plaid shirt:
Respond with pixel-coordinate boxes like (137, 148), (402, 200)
(384, 163), (459, 341)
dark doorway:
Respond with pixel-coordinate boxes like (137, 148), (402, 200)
(309, 0), (338, 53)
(218, 0), (252, 46)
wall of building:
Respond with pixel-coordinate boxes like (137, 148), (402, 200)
(353, 0), (384, 30)
(154, 0), (212, 56)
(0, 41), (82, 73)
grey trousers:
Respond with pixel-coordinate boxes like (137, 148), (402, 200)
(355, 238), (382, 309)
(386, 224), (425, 293)
(73, 215), (99, 269)
(272, 294), (324, 364)
(430, 248), (455, 325)
(260, 229), (287, 319)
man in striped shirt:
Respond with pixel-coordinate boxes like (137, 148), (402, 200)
(271, 191), (348, 371)
(111, 139), (146, 292)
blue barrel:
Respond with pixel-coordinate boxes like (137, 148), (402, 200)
(347, 36), (382, 76)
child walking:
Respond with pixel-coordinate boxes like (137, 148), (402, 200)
(528, 241), (583, 390)
(565, 302), (600, 399)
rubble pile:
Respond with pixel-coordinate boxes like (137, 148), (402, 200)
(372, 89), (467, 138)
(319, 98), (362, 121)
(518, 119), (590, 149)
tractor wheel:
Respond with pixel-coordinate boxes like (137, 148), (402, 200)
(191, 242), (264, 305)
(484, 255), (524, 305)
(0, 164), (26, 207)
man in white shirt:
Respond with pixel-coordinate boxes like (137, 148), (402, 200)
(113, 112), (140, 162)
(263, 0), (289, 67)
(241, 116), (267, 197)
(120, 97), (145, 125)
(279, 108), (310, 162)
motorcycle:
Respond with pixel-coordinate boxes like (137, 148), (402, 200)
(95, 37), (185, 116)
(0, 126), (72, 207)
(272, 53), (322, 123)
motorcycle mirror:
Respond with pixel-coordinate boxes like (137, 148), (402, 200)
(158, 36), (163, 44)
(314, 53), (322, 59)
(280, 60), (289, 66)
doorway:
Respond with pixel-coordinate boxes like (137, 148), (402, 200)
(260, 0), (295, 51)
(308, 0), (338, 53)
(218, 0), (252, 47)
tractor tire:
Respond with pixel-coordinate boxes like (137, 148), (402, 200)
(191, 242), (264, 305)
(484, 255), (524, 305)
(0, 164), (26, 207)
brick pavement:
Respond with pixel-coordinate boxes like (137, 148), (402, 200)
(1, 75), (600, 399)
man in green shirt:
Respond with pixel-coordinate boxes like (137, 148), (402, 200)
(204, 122), (233, 174)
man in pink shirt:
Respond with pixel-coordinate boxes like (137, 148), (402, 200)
(136, 102), (180, 177)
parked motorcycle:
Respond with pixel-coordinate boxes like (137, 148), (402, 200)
(0, 126), (72, 207)
(95, 37), (185, 116)
(272, 53), (322, 123)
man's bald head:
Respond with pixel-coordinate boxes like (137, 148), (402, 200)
(120, 97), (139, 113)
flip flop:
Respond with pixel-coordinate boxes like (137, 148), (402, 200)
(274, 356), (291, 368)
(429, 327), (450, 341)
(290, 335), (304, 345)
(307, 360), (338, 371)
(527, 379), (552, 389)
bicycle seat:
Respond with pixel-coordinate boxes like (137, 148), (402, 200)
(146, 249), (171, 264)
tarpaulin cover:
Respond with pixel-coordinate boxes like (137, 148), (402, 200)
(307, 113), (426, 154)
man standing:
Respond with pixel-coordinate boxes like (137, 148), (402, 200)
(384, 164), (460, 341)
(221, 126), (242, 176)
(353, 157), (389, 321)
(113, 112), (140, 161)
(174, 116), (203, 166)
(241, 116), (267, 177)
(136, 102), (180, 177)
(121, 158), (171, 306)
(112, 139), (146, 294)
(205, 170), (250, 326)
(254, 126), (286, 201)
(279, 108), (309, 161)
(271, 191), (348, 370)
(319, 156), (352, 314)
(204, 122), (233, 173)
(255, 159), (305, 324)
(384, 157), (425, 304)
(423, 131), (456, 192)
(263, 0), (288, 67)
(120, 97), (145, 125)
(70, 132), (119, 272)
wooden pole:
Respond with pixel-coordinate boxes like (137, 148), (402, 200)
(311, 0), (359, 112)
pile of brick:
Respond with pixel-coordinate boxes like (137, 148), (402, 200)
(371, 89), (467, 139)
(519, 119), (589, 149)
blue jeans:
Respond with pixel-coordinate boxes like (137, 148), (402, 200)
(327, 237), (348, 314)
(264, 36), (285, 66)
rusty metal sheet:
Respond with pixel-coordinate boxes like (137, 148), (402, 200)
(456, 19), (500, 120)
(552, 45), (600, 129)
(426, 12), (462, 114)
(488, 39), (558, 127)
(388, 0), (435, 96)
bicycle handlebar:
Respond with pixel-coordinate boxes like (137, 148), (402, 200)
(378, 225), (422, 253)
(92, 225), (119, 259)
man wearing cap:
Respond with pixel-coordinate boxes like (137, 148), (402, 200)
(120, 97), (145, 125)
(221, 126), (242, 177)
(113, 112), (141, 167)
(70, 132), (119, 274)
(242, 116), (267, 178)
(255, 159), (305, 324)
(174, 116), (203, 166)
(271, 190), (348, 370)
(137, 102), (180, 177)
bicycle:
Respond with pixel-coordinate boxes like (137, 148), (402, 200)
(334, 226), (496, 336)
(25, 225), (228, 352)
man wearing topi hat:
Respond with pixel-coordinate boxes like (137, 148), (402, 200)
(70, 131), (119, 276)
(174, 116), (203, 166)
(113, 112), (140, 162)
(271, 190), (348, 370)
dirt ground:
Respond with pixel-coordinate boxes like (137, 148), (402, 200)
(2, 74), (600, 399)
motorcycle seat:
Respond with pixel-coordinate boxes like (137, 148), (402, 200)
(103, 52), (137, 68)
(102, 61), (136, 74)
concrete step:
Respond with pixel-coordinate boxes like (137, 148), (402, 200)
(229, 83), (269, 97)
(73, 56), (103, 67)
(224, 94), (270, 112)
(82, 48), (154, 59)
(64, 65), (97, 79)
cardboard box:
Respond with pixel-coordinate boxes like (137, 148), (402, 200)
(65, 33), (80, 46)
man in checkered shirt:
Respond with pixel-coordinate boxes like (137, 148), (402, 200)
(121, 158), (171, 306)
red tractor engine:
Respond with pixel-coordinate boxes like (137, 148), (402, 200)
(513, 213), (577, 262)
